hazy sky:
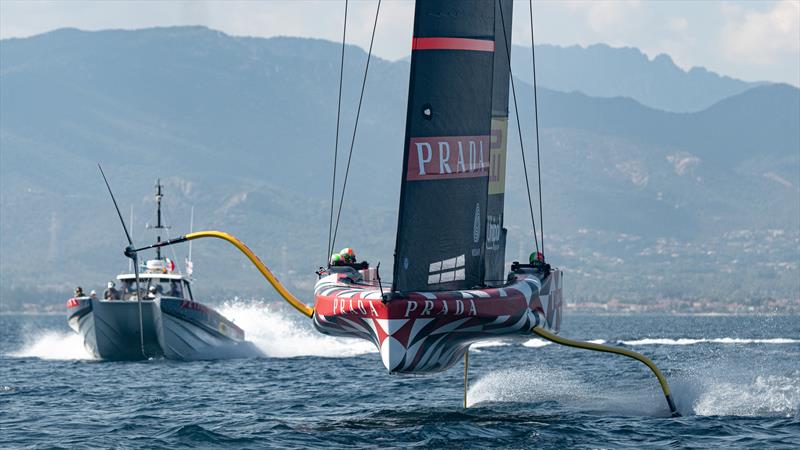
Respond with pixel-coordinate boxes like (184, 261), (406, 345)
(2, 0), (798, 86)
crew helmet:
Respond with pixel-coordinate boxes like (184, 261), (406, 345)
(339, 247), (356, 263)
(330, 253), (342, 266)
(529, 251), (545, 264)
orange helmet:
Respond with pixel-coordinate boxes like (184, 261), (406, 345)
(339, 247), (356, 263)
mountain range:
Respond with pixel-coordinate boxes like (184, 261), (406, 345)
(510, 43), (760, 113)
(1, 27), (797, 310)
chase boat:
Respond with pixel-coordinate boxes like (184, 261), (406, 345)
(66, 183), (244, 360)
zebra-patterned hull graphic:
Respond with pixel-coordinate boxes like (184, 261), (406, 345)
(313, 268), (563, 374)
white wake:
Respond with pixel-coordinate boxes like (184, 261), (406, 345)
(219, 300), (377, 358)
(9, 330), (93, 360)
(620, 338), (800, 346)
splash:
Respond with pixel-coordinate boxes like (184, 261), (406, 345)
(467, 366), (591, 407)
(470, 340), (509, 353)
(620, 338), (800, 346)
(218, 300), (376, 358)
(681, 371), (800, 417)
(9, 331), (93, 360)
(522, 338), (551, 348)
(465, 366), (663, 415)
(469, 364), (800, 418)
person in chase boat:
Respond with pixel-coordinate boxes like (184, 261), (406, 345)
(104, 281), (120, 300)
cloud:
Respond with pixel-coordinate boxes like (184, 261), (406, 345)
(583, 0), (643, 33)
(720, 0), (800, 65)
(1, 0), (798, 85)
(667, 17), (689, 33)
(541, 0), (645, 46)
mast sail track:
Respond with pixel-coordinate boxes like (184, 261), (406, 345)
(484, 0), (512, 285)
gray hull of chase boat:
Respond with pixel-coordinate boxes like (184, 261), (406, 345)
(67, 297), (245, 361)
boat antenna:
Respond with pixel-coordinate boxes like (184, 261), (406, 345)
(327, 0), (348, 260)
(497, 0), (539, 253)
(529, 0), (545, 255)
(129, 204), (134, 272)
(330, 0), (381, 255)
(152, 179), (168, 260)
(98, 164), (146, 358)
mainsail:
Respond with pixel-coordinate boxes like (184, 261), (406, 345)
(393, 0), (511, 292)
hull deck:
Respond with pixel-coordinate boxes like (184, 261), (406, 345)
(67, 297), (244, 361)
(313, 267), (562, 374)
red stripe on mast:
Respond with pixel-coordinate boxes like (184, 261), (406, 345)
(412, 37), (494, 52)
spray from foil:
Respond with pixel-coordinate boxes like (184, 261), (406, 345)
(674, 370), (800, 417)
(219, 299), (376, 358)
(468, 365), (799, 418)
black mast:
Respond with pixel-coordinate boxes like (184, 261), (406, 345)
(154, 179), (165, 260)
(484, 0), (513, 285)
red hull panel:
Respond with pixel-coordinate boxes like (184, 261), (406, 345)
(313, 269), (563, 374)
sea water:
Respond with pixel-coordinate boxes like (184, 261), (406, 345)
(1, 306), (798, 448)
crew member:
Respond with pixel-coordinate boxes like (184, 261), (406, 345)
(330, 253), (343, 266)
(339, 247), (356, 264)
(90, 290), (98, 300)
(74, 286), (86, 298)
(529, 251), (545, 268)
(146, 285), (158, 299)
(104, 281), (120, 300)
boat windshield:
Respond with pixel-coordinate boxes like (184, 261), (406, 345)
(120, 278), (185, 300)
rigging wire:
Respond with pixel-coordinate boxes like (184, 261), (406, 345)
(327, 0), (349, 260)
(529, 0), (545, 255)
(330, 0), (381, 254)
(497, 1), (539, 254)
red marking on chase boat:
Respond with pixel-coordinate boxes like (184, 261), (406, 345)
(66, 298), (80, 308)
(406, 135), (490, 181)
(181, 300), (210, 314)
(412, 37), (494, 52)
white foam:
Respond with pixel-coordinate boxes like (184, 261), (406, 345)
(620, 338), (800, 346)
(468, 365), (800, 418)
(9, 331), (93, 360)
(690, 372), (800, 417)
(467, 367), (591, 407)
(219, 300), (376, 358)
(471, 340), (509, 349)
(521, 338), (551, 348)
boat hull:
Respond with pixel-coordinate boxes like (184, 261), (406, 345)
(66, 297), (244, 361)
(313, 268), (562, 374)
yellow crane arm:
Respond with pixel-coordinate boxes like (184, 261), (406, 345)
(183, 231), (314, 318)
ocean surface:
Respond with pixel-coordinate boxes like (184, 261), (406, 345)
(1, 304), (798, 449)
